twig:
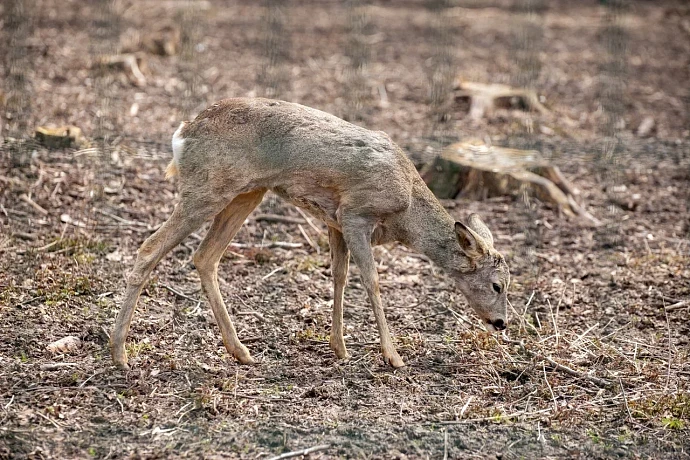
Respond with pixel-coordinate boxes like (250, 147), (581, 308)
(234, 368), (239, 400)
(443, 428), (449, 460)
(230, 242), (303, 249)
(267, 444), (330, 460)
(262, 266), (286, 281)
(95, 208), (150, 228)
(619, 377), (634, 424)
(35, 411), (62, 429)
(546, 298), (559, 346)
(236, 311), (265, 321)
(434, 408), (552, 425)
(458, 396), (473, 419)
(543, 363), (558, 412)
(298, 223), (319, 254)
(162, 284), (201, 303)
(294, 207), (323, 235)
(665, 300), (688, 312)
(34, 240), (60, 252)
(115, 392), (124, 414)
(663, 300), (673, 390)
(39, 363), (79, 371)
(571, 323), (599, 347)
(19, 194), (48, 215)
(502, 335), (612, 388)
(254, 213), (306, 225)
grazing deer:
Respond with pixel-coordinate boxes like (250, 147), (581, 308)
(110, 98), (510, 369)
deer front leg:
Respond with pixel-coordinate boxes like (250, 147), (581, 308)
(341, 216), (404, 368)
(328, 227), (350, 360)
(193, 190), (266, 365)
(111, 204), (209, 369)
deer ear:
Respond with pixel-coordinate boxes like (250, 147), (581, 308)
(466, 213), (494, 248)
(455, 221), (489, 259)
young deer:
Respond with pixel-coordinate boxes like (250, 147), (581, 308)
(110, 98), (510, 369)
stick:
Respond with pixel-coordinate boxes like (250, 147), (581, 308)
(298, 224), (319, 254)
(502, 335), (612, 388)
(236, 311), (265, 321)
(254, 213), (306, 225)
(20, 194), (49, 215)
(543, 363), (558, 412)
(663, 300), (673, 390)
(458, 396), (473, 419)
(262, 266), (285, 281)
(35, 411), (62, 429)
(230, 242), (303, 249)
(267, 445), (330, 460)
(619, 377), (634, 424)
(40, 363), (79, 371)
(95, 208), (150, 228)
(294, 207), (323, 235)
(665, 300), (688, 312)
(434, 408), (552, 425)
(161, 284), (200, 303)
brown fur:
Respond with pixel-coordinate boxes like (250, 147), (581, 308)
(110, 98), (511, 369)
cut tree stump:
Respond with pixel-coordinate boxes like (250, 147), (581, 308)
(454, 80), (549, 120)
(35, 125), (86, 149)
(421, 140), (600, 226)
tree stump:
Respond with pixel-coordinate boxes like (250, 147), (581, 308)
(35, 125), (86, 149)
(421, 140), (600, 226)
(454, 80), (549, 120)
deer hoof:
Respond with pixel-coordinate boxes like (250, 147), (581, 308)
(384, 351), (405, 369)
(113, 358), (130, 370)
(329, 338), (350, 360)
(234, 346), (255, 365)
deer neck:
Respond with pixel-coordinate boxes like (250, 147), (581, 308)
(392, 180), (471, 273)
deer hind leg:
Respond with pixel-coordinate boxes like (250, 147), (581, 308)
(193, 190), (266, 365)
(341, 214), (404, 368)
(111, 202), (215, 369)
(328, 227), (350, 360)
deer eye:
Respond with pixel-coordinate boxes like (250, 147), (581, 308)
(492, 283), (502, 294)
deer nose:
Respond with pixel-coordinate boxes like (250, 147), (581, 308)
(491, 319), (506, 330)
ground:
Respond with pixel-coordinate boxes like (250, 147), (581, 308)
(1, 0), (689, 459)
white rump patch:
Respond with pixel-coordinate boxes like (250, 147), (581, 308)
(171, 122), (186, 165)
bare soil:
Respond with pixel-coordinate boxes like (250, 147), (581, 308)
(1, 1), (689, 459)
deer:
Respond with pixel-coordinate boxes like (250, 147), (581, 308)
(110, 98), (510, 369)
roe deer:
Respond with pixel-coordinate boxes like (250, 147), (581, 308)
(110, 98), (510, 369)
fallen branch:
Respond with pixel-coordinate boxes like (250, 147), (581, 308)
(502, 335), (613, 389)
(267, 445), (330, 460)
